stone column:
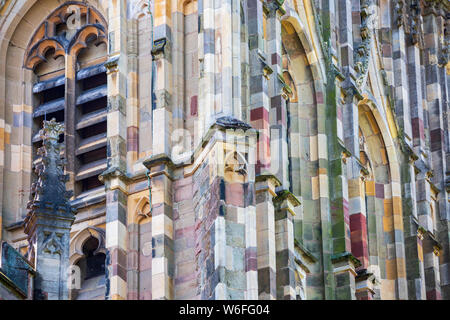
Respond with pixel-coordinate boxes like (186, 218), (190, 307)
(143, 155), (175, 300)
(334, 0), (361, 300)
(267, 1), (289, 187)
(273, 190), (300, 299)
(321, 0), (342, 300)
(255, 175), (280, 299)
(24, 120), (75, 300)
(100, 0), (130, 300)
(422, 1), (450, 300)
(64, 53), (77, 194)
(423, 233), (442, 300)
(392, 0), (413, 148)
(355, 270), (376, 300)
(331, 252), (360, 300)
(247, 0), (271, 175)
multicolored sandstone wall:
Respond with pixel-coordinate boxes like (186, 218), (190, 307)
(0, 0), (448, 300)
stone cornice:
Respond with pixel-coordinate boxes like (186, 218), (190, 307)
(104, 55), (120, 72)
(273, 189), (301, 207)
(143, 153), (176, 170)
(331, 251), (362, 269)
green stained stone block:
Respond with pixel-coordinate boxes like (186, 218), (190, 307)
(335, 286), (352, 300)
(332, 221), (345, 238)
(303, 224), (313, 241)
(302, 200), (317, 220)
(225, 270), (246, 291)
(294, 221), (303, 241)
(333, 238), (345, 253)
(232, 247), (245, 271)
(225, 222), (245, 248)
(227, 288), (245, 300)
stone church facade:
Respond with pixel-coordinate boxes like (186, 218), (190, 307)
(0, 0), (448, 300)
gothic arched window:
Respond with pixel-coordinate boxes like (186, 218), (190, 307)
(25, 2), (108, 199)
(72, 235), (106, 300)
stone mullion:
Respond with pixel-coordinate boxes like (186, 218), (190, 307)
(64, 54), (77, 194)
(437, 11), (450, 301)
(401, 22), (425, 300)
(103, 0), (129, 300)
(334, 0), (359, 300)
(340, 0), (359, 156)
(152, 0), (173, 157)
(145, 160), (174, 300)
(392, 11), (413, 146)
(416, 170), (440, 300)
(339, 0), (359, 152)
(273, 192), (299, 300)
(267, 4), (288, 188)
(411, 227), (427, 300)
(319, 0), (344, 300)
(255, 176), (280, 300)
(126, 19), (139, 169)
(125, 17), (139, 301)
(240, 1), (250, 123)
(219, 0), (235, 117)
(423, 234), (441, 299)
(402, 158), (426, 300)
(172, 5), (184, 156)
(247, 0), (271, 175)
(149, 10), (175, 288)
(231, 0), (242, 117)
(423, 9), (449, 300)
(152, 49), (173, 156)
(340, 0), (359, 257)
(350, 172), (373, 300)
(127, 222), (139, 300)
(364, 177), (381, 298)
(351, 0), (362, 46)
(198, 0), (215, 138)
(416, 171), (433, 236)
(349, 174), (369, 270)
(408, 44), (426, 152)
(423, 11), (447, 216)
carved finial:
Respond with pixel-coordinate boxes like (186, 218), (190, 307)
(24, 118), (74, 225)
(40, 118), (64, 142)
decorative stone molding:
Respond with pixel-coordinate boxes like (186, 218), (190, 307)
(354, 0), (375, 89)
(332, 252), (362, 277)
(104, 55), (120, 73)
(99, 166), (131, 194)
(355, 269), (377, 297)
(410, 0), (424, 46)
(273, 190), (301, 216)
(24, 2), (107, 69)
(128, 0), (152, 20)
(69, 227), (106, 265)
(224, 151), (248, 176)
(263, 64), (274, 80)
(152, 38), (168, 57)
(417, 226), (426, 240)
(395, 0), (408, 29)
(255, 174), (282, 197)
(23, 119), (75, 300)
(215, 116), (253, 131)
(42, 232), (63, 255)
(257, 51), (273, 80)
